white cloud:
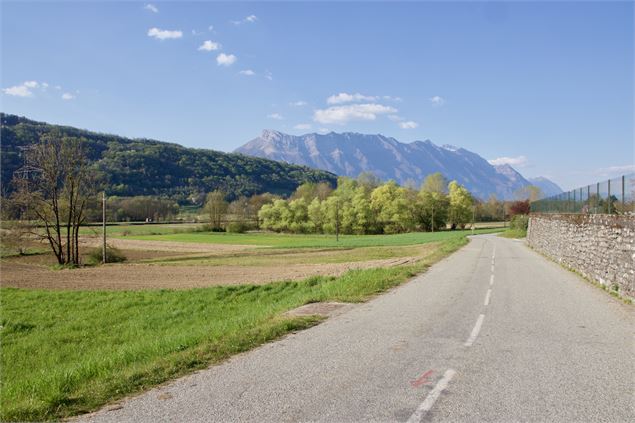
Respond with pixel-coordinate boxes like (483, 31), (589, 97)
(216, 53), (237, 66)
(208, 25), (214, 31)
(239, 69), (256, 76)
(61, 92), (75, 100)
(147, 27), (183, 40)
(313, 103), (397, 125)
(267, 113), (284, 120)
(326, 92), (378, 105)
(290, 101), (307, 107)
(41, 82), (49, 89)
(318, 128), (330, 134)
(264, 71), (273, 81)
(488, 156), (528, 167)
(232, 14), (258, 25)
(144, 4), (158, 13)
(198, 40), (221, 51)
(23, 81), (39, 88)
(2, 84), (33, 97)
(294, 123), (312, 130)
(54, 85), (62, 90)
(430, 95), (445, 106)
(383, 95), (403, 102)
(399, 121), (418, 129)
(594, 164), (635, 177)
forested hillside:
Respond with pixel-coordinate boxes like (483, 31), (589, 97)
(0, 114), (337, 203)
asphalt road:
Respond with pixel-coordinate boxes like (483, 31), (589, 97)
(80, 235), (634, 422)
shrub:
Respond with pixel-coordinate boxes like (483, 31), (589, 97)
(510, 214), (529, 231)
(87, 245), (127, 265)
(227, 222), (248, 233)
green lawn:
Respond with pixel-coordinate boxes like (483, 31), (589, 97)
(498, 228), (527, 239)
(125, 228), (502, 249)
(0, 236), (469, 421)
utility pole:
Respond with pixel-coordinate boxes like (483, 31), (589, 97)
(102, 191), (107, 264)
(335, 198), (340, 242)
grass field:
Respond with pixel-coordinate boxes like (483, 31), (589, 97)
(0, 233), (473, 421)
(125, 227), (502, 248)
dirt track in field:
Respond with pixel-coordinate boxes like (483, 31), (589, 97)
(0, 256), (418, 291)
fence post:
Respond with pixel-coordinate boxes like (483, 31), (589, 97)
(573, 189), (576, 213)
(608, 179), (611, 214)
(622, 174), (625, 212)
(596, 182), (600, 213)
(587, 185), (590, 214)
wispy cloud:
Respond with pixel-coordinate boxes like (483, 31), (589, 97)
(147, 27), (183, 40)
(3, 84), (34, 97)
(144, 4), (158, 13)
(2, 81), (44, 97)
(239, 69), (256, 76)
(488, 156), (528, 167)
(294, 123), (312, 130)
(593, 164), (635, 177)
(264, 71), (273, 81)
(3, 80), (76, 100)
(198, 40), (221, 51)
(232, 14), (258, 25)
(290, 101), (307, 107)
(326, 92), (377, 105)
(398, 121), (418, 129)
(430, 95), (445, 106)
(313, 103), (397, 125)
(267, 113), (284, 120)
(216, 53), (237, 66)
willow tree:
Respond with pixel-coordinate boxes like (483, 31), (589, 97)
(12, 133), (91, 265)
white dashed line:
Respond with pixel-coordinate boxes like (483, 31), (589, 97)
(484, 289), (492, 306)
(406, 369), (456, 423)
(464, 314), (485, 347)
(490, 274), (494, 286)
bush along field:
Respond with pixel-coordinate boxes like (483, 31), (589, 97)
(0, 234), (474, 422)
(499, 214), (529, 238)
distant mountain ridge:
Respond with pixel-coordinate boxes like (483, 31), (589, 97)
(0, 114), (337, 202)
(236, 130), (562, 200)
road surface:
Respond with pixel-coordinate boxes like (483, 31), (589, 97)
(80, 235), (634, 422)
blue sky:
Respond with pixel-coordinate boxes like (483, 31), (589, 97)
(1, 1), (633, 189)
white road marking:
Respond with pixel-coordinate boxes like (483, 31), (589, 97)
(406, 369), (456, 423)
(464, 314), (485, 347)
(484, 289), (492, 306)
(491, 264), (494, 273)
(490, 274), (494, 286)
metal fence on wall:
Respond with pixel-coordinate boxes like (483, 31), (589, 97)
(531, 173), (635, 214)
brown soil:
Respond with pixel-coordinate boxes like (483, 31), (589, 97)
(0, 256), (418, 291)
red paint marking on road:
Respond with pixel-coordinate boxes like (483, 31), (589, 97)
(410, 370), (434, 388)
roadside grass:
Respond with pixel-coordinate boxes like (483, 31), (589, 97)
(0, 236), (468, 421)
(498, 229), (527, 239)
(141, 244), (428, 266)
(125, 228), (502, 248)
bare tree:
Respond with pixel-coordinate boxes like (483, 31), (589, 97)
(12, 132), (91, 265)
(205, 190), (228, 230)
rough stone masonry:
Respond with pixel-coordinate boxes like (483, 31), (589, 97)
(527, 213), (635, 298)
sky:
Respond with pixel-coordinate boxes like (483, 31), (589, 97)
(1, 0), (633, 190)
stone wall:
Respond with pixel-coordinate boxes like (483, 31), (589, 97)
(527, 213), (635, 298)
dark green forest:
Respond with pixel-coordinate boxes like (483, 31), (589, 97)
(0, 114), (337, 203)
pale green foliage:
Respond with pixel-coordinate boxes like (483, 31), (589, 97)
(257, 174), (475, 234)
(448, 180), (473, 228)
(370, 181), (416, 234)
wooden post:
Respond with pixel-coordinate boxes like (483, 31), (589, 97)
(335, 198), (339, 242)
(102, 191), (107, 264)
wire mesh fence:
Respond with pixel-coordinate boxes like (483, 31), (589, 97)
(531, 173), (635, 214)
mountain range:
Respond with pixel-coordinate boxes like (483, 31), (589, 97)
(0, 114), (337, 202)
(236, 130), (562, 200)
